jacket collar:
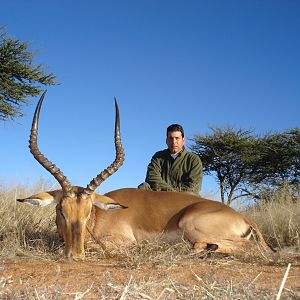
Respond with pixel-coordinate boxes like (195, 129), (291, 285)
(167, 146), (186, 157)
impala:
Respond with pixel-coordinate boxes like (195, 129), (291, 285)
(17, 92), (274, 260)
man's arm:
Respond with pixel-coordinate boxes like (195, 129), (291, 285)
(180, 154), (203, 194)
(145, 153), (175, 191)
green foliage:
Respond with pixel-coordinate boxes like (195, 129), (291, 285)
(190, 126), (258, 204)
(190, 126), (300, 205)
(253, 128), (300, 187)
(0, 28), (57, 121)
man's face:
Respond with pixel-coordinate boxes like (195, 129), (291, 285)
(166, 131), (185, 154)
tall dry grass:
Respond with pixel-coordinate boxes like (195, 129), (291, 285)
(243, 186), (300, 251)
(0, 179), (63, 258)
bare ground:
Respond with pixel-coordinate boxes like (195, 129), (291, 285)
(1, 248), (300, 299)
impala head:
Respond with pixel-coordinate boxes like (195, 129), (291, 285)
(22, 91), (125, 260)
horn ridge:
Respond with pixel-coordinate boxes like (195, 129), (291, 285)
(84, 98), (125, 195)
(29, 91), (73, 194)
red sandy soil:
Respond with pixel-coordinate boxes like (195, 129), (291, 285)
(1, 251), (300, 299)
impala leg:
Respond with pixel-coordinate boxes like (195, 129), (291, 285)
(179, 202), (257, 255)
(193, 240), (242, 254)
(193, 238), (260, 255)
(193, 241), (218, 252)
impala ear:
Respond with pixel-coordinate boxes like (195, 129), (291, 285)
(17, 198), (54, 206)
(17, 190), (63, 206)
(93, 202), (127, 211)
(92, 194), (127, 211)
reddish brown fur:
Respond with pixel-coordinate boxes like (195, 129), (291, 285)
(18, 187), (274, 260)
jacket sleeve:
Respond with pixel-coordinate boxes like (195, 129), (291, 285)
(145, 153), (175, 191)
(180, 154), (202, 195)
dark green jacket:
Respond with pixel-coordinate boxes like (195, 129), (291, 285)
(145, 148), (202, 195)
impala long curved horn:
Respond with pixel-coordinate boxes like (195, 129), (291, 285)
(83, 98), (125, 196)
(29, 91), (73, 195)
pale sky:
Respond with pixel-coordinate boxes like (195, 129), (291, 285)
(1, 1), (299, 198)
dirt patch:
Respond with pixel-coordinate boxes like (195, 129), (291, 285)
(1, 251), (300, 299)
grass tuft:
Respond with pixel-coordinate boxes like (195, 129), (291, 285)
(244, 186), (300, 251)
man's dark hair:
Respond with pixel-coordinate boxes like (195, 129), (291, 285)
(167, 124), (185, 138)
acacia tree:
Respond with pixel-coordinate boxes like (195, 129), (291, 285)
(189, 126), (258, 205)
(189, 127), (300, 205)
(249, 128), (300, 200)
(0, 28), (56, 121)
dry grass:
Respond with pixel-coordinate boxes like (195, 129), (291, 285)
(0, 276), (284, 300)
(0, 179), (63, 258)
(0, 181), (299, 299)
(243, 187), (300, 251)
